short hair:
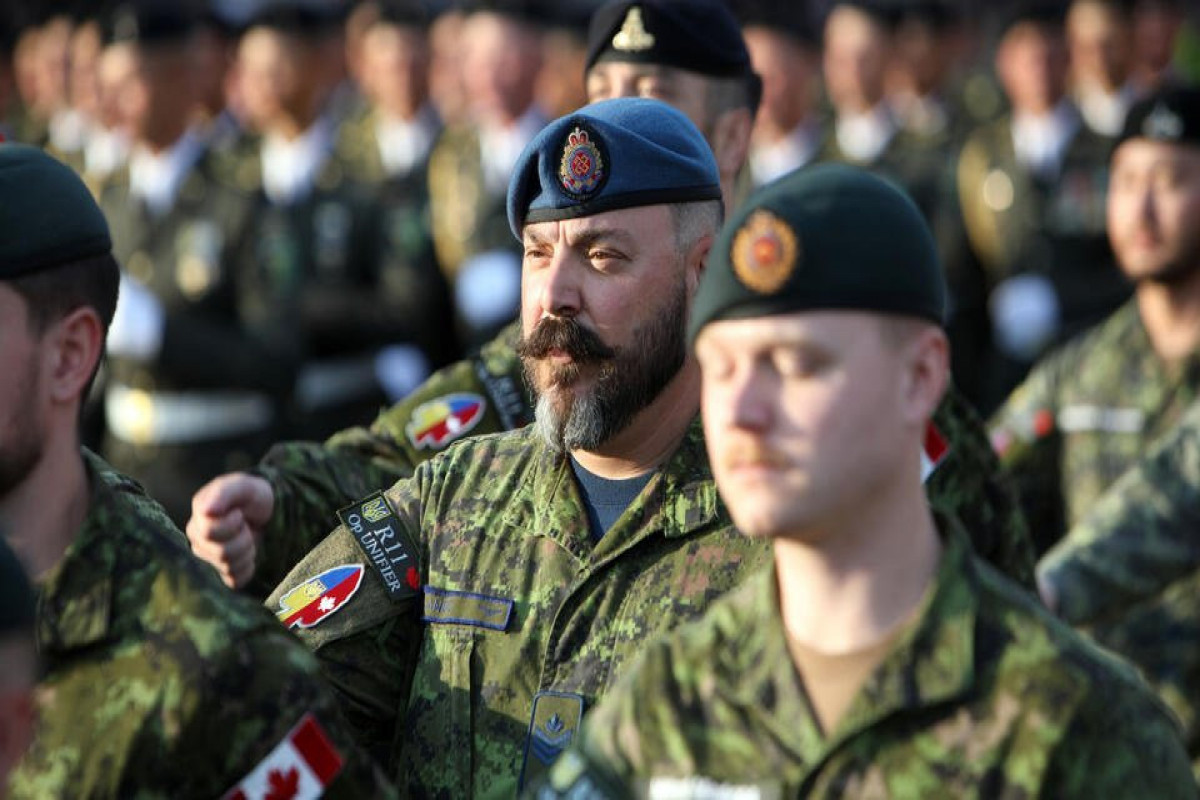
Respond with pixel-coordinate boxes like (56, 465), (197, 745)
(7, 251), (120, 335)
(705, 72), (761, 121)
(671, 199), (724, 255)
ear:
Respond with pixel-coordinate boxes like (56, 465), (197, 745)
(709, 107), (754, 182)
(684, 231), (713, 297)
(42, 307), (105, 407)
(900, 326), (949, 427)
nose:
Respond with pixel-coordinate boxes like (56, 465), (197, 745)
(539, 251), (582, 319)
(727, 364), (773, 433)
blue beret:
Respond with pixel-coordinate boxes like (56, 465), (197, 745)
(0, 144), (112, 279)
(506, 97), (722, 239)
(689, 164), (946, 343)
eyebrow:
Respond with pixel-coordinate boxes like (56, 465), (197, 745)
(523, 226), (639, 251)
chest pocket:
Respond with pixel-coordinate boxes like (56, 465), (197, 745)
(404, 623), (476, 796)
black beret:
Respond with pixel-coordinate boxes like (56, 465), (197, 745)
(689, 164), (946, 343)
(0, 536), (35, 637)
(244, 0), (345, 37)
(104, 1), (199, 47)
(1115, 85), (1200, 150)
(998, 1), (1067, 37)
(585, 0), (754, 80)
(739, 1), (818, 47)
(376, 0), (431, 28)
(0, 144), (112, 279)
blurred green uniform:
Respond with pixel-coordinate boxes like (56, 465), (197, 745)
(990, 300), (1200, 555)
(7, 451), (394, 799)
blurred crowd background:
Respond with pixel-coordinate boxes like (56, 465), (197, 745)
(0, 0), (1197, 523)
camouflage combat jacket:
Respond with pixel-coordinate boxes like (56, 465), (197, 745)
(1040, 397), (1200, 776)
(7, 450), (394, 799)
(266, 420), (769, 797)
(251, 319), (1033, 598)
(539, 521), (1195, 799)
(991, 300), (1200, 554)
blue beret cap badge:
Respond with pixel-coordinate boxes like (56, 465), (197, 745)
(559, 126), (607, 199)
(731, 210), (798, 294)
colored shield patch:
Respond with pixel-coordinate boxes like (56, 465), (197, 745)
(558, 126), (607, 199)
(276, 565), (364, 629)
(406, 392), (486, 450)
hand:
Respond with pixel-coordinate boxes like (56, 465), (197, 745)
(187, 473), (275, 589)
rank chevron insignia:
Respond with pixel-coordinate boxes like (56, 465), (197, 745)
(530, 713), (574, 766)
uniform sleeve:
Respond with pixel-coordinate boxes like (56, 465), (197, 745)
(1039, 410), (1200, 626)
(264, 472), (428, 773)
(988, 356), (1066, 556)
(149, 624), (400, 799)
(250, 343), (526, 598)
(928, 384), (1037, 592)
(1041, 680), (1196, 797)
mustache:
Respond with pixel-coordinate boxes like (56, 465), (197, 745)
(517, 317), (616, 363)
(723, 440), (790, 470)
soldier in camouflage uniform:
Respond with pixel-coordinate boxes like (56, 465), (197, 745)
(96, 4), (285, 526)
(533, 162), (1194, 800)
(1039, 396), (1200, 776)
(0, 144), (393, 798)
(991, 86), (1200, 556)
(262, 98), (750, 794)
(188, 0), (1034, 600)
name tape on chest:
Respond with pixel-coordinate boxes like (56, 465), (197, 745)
(337, 491), (421, 601)
(423, 586), (514, 631)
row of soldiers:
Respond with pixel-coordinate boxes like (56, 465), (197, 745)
(0, 0), (1200, 796)
(0, 0), (1196, 526)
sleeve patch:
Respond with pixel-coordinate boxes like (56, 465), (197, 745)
(275, 564), (364, 629)
(221, 713), (343, 800)
(337, 491), (421, 601)
(405, 392), (487, 449)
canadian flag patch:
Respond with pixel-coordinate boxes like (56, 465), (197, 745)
(921, 422), (949, 483)
(222, 713), (343, 800)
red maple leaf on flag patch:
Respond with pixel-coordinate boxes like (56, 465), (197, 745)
(264, 767), (300, 800)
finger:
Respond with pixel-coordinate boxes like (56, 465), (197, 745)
(228, 550), (258, 589)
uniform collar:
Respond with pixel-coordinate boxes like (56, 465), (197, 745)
(745, 515), (979, 762)
(508, 417), (723, 564)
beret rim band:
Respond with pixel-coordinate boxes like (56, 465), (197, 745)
(591, 49), (752, 80)
(688, 291), (945, 344)
(522, 184), (723, 228)
(2, 236), (113, 280)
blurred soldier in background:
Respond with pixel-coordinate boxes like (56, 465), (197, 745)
(991, 86), (1200, 553)
(957, 2), (1130, 412)
(427, 0), (547, 348)
(817, 1), (950, 227)
(333, 0), (461, 381)
(739, 2), (823, 187)
(96, 2), (282, 527)
(1067, 0), (1139, 139)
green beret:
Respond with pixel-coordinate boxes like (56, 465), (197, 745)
(689, 164), (946, 343)
(0, 535), (35, 636)
(0, 144), (112, 279)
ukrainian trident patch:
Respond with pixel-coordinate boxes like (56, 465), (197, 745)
(559, 126), (607, 199)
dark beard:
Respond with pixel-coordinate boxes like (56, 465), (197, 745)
(519, 282), (689, 452)
(0, 369), (43, 499)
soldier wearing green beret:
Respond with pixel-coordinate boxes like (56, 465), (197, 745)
(0, 537), (36, 792)
(991, 86), (1200, 557)
(532, 163), (1195, 800)
(188, 0), (1034, 607)
(0, 143), (395, 798)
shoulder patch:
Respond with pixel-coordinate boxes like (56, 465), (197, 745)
(337, 492), (421, 601)
(405, 392), (487, 450)
(222, 713), (343, 800)
(275, 564), (364, 629)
